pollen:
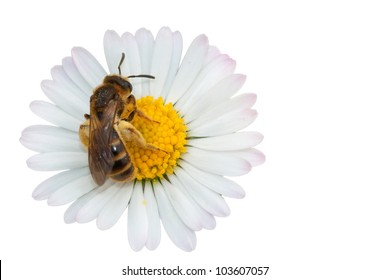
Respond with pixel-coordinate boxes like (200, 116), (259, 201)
(129, 96), (187, 180)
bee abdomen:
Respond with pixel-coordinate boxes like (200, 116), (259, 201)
(109, 131), (135, 181)
(111, 163), (135, 181)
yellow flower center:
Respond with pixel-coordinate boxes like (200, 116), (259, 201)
(129, 96), (187, 180)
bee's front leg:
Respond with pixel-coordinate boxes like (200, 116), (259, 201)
(134, 109), (160, 124)
(116, 120), (165, 152)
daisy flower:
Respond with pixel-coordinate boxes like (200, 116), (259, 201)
(20, 27), (264, 251)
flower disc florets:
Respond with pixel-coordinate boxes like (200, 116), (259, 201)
(129, 96), (187, 180)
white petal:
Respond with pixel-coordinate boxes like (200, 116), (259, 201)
(122, 32), (142, 96)
(135, 28), (154, 97)
(160, 31), (183, 100)
(64, 188), (99, 224)
(32, 167), (90, 200)
(51, 65), (89, 103)
(204, 45), (221, 65)
(97, 182), (133, 230)
(144, 183), (161, 250)
(71, 47), (107, 87)
(225, 148), (266, 167)
(216, 92), (257, 113)
(175, 168), (231, 217)
(76, 181), (117, 223)
(184, 74), (246, 123)
(189, 93), (256, 129)
(168, 176), (216, 230)
(20, 125), (83, 153)
(62, 56), (93, 96)
(183, 147), (251, 176)
(47, 174), (96, 206)
(206, 73), (246, 100)
(180, 161), (245, 198)
(127, 182), (148, 251)
(161, 179), (203, 231)
(190, 108), (258, 137)
(104, 30), (127, 75)
(176, 55), (236, 115)
(21, 124), (79, 138)
(27, 152), (87, 171)
(154, 182), (196, 251)
(150, 27), (173, 98)
(165, 35), (209, 104)
(189, 131), (263, 151)
(30, 101), (81, 132)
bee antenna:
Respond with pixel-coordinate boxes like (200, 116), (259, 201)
(127, 74), (155, 79)
(118, 53), (154, 79)
(118, 53), (125, 76)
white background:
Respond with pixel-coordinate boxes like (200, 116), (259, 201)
(1, 0), (390, 279)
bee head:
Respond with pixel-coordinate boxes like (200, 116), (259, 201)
(102, 53), (155, 97)
(104, 75), (133, 93)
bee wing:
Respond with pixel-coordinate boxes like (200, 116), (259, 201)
(88, 92), (119, 186)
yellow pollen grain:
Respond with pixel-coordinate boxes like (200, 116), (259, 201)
(130, 96), (187, 180)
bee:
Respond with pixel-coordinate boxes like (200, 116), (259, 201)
(79, 53), (160, 186)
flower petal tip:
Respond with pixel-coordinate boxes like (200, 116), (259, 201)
(31, 191), (46, 201)
(104, 29), (119, 36)
(159, 26), (173, 33)
(252, 150), (266, 166)
(70, 46), (84, 56)
(194, 34), (209, 46)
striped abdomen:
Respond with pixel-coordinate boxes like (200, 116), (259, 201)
(109, 129), (135, 181)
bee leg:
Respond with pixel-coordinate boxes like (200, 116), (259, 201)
(79, 119), (90, 149)
(116, 120), (165, 152)
(123, 95), (159, 124)
(135, 109), (160, 124)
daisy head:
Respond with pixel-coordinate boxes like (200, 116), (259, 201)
(20, 27), (265, 251)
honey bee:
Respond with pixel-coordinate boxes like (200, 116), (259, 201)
(79, 53), (160, 186)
